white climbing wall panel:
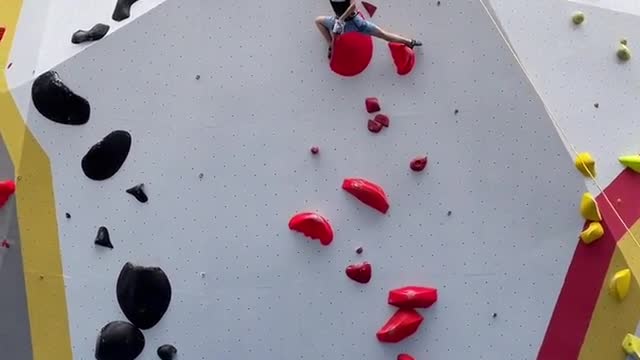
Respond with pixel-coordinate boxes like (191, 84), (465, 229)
(487, 0), (640, 192)
(9, 0), (587, 358)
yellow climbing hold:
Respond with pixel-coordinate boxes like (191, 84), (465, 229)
(623, 333), (640, 359)
(575, 152), (596, 177)
(618, 43), (632, 61)
(580, 222), (604, 244)
(619, 155), (640, 173)
(609, 268), (632, 301)
(580, 192), (602, 221)
(572, 11), (585, 25)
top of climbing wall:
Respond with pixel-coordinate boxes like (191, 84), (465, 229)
(4, 0), (638, 359)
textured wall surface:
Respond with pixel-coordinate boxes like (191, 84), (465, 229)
(0, 0), (605, 359)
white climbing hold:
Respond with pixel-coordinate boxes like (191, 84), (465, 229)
(580, 222), (604, 245)
(579, 192), (602, 221)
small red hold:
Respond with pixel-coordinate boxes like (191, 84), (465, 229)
(388, 286), (438, 308)
(362, 1), (378, 17)
(342, 178), (390, 213)
(310, 146), (319, 155)
(376, 308), (424, 343)
(356, 246), (363, 254)
(345, 262), (372, 284)
(0, 180), (16, 208)
(373, 114), (389, 127)
(397, 354), (415, 360)
(389, 43), (416, 76)
(1, 240), (9, 249)
(0, 27), (5, 43)
(365, 97), (381, 113)
(410, 156), (428, 172)
(288, 212), (334, 245)
(367, 119), (383, 133)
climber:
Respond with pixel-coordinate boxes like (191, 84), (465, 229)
(315, 0), (422, 58)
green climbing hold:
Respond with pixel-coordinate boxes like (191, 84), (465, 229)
(618, 44), (632, 61)
(572, 11), (585, 25)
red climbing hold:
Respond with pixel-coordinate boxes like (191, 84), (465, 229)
(362, 1), (378, 17)
(376, 308), (424, 343)
(397, 354), (415, 360)
(367, 119), (383, 133)
(410, 156), (428, 172)
(374, 114), (390, 127)
(345, 262), (372, 284)
(1, 240), (9, 249)
(342, 178), (390, 213)
(365, 97), (381, 113)
(388, 286), (438, 308)
(0, 28), (5, 43)
(310, 146), (319, 155)
(330, 31), (374, 77)
(389, 43), (416, 76)
(288, 212), (334, 245)
(0, 180), (16, 208)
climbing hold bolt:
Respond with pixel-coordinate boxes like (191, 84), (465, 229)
(580, 192), (601, 221)
(609, 268), (632, 301)
(572, 11), (585, 25)
(574, 152), (595, 177)
(619, 155), (640, 173)
(580, 222), (604, 245)
(618, 43), (632, 61)
(622, 333), (640, 359)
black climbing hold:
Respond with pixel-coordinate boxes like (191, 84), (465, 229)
(447, 210), (452, 216)
(65, 212), (71, 219)
(95, 321), (145, 360)
(492, 312), (498, 318)
(95, 226), (113, 249)
(437, 0), (441, 5)
(195, 75), (201, 80)
(198, 173), (204, 179)
(454, 109), (459, 115)
(356, 247), (363, 254)
(157, 344), (178, 360)
(594, 103), (599, 108)
(126, 184), (148, 203)
(117, 262), (172, 330)
(112, 0), (138, 21)
(31, 71), (90, 125)
(81, 130), (132, 181)
(71, 23), (110, 44)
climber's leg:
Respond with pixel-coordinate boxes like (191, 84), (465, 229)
(315, 16), (334, 44)
(353, 16), (422, 48)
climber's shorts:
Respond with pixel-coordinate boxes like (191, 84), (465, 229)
(321, 13), (379, 35)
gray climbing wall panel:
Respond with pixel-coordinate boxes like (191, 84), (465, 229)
(7, 0), (589, 358)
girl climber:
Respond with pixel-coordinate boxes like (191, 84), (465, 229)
(315, 0), (422, 58)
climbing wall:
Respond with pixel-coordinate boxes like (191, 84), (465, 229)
(0, 0), (613, 359)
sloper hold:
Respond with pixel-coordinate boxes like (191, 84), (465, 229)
(365, 97), (380, 113)
(376, 308), (423, 343)
(157, 344), (177, 360)
(112, 0), (139, 21)
(330, 32), (374, 77)
(95, 321), (145, 360)
(388, 43), (415, 75)
(94, 226), (113, 249)
(0, 180), (15, 208)
(574, 152), (596, 177)
(342, 178), (390, 213)
(82, 130), (132, 180)
(71, 23), (110, 44)
(580, 222), (604, 245)
(388, 286), (438, 308)
(31, 71), (90, 125)
(126, 183), (148, 203)
(288, 212), (334, 245)
(362, 1), (377, 17)
(608, 268), (632, 301)
(619, 155), (640, 173)
(397, 354), (415, 360)
(623, 333), (640, 360)
(579, 192), (601, 221)
(345, 262), (372, 284)
(117, 262), (172, 330)
(410, 156), (428, 172)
